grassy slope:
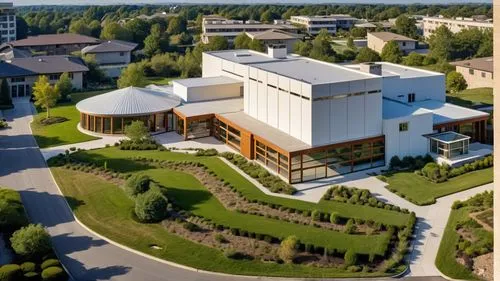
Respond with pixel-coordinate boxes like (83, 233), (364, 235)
(70, 147), (410, 227)
(435, 208), (481, 280)
(31, 90), (108, 148)
(446, 88), (493, 108)
(383, 168), (493, 205)
(51, 167), (397, 278)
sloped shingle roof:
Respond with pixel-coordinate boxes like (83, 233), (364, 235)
(9, 34), (101, 47)
(0, 55), (88, 78)
(82, 40), (138, 54)
(369, 32), (417, 42)
(451, 57), (493, 73)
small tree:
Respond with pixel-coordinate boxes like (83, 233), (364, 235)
(355, 47), (381, 63)
(125, 174), (151, 197)
(404, 52), (425, 66)
(55, 72), (73, 101)
(0, 78), (11, 106)
(134, 188), (169, 222)
(234, 33), (251, 49)
(344, 249), (358, 266)
(346, 37), (356, 49)
(278, 235), (298, 263)
(124, 121), (149, 143)
(117, 63), (147, 88)
(380, 41), (402, 63)
(249, 39), (265, 52)
(446, 71), (467, 94)
(32, 76), (60, 118)
(10, 224), (52, 258)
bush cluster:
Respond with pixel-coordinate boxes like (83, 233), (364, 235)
(389, 154), (434, 171)
(417, 155), (493, 183)
(0, 120), (7, 129)
(322, 186), (409, 214)
(195, 148), (218, 156)
(118, 139), (159, 150)
(219, 152), (297, 195)
(125, 174), (152, 197)
(0, 188), (28, 232)
(134, 186), (169, 223)
(452, 190), (493, 210)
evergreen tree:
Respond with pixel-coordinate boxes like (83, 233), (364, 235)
(0, 79), (12, 106)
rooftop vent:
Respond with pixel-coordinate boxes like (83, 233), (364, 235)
(267, 44), (287, 59)
(234, 53), (251, 57)
(360, 62), (382, 76)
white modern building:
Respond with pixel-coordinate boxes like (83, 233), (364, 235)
(201, 16), (297, 44)
(290, 14), (358, 35)
(77, 46), (489, 183)
(0, 2), (15, 43)
(422, 16), (493, 38)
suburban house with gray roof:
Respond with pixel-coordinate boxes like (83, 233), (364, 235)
(0, 55), (88, 98)
(245, 29), (302, 53)
(82, 40), (138, 78)
(451, 57), (493, 89)
(0, 33), (101, 56)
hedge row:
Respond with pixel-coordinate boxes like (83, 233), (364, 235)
(416, 155), (493, 183)
(116, 139), (162, 151)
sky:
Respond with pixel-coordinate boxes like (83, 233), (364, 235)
(8, 0), (494, 5)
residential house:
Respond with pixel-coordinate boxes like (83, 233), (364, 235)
(81, 40), (138, 78)
(451, 57), (493, 89)
(1, 33), (101, 56)
(367, 32), (417, 54)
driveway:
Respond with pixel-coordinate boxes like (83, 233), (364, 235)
(0, 100), (452, 281)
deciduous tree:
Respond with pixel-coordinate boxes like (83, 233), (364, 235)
(55, 72), (73, 101)
(380, 40), (402, 63)
(355, 47), (381, 63)
(33, 76), (60, 118)
(446, 71), (467, 94)
(117, 63), (147, 88)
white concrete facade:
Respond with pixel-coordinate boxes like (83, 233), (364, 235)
(7, 72), (84, 98)
(0, 3), (15, 43)
(423, 16), (493, 38)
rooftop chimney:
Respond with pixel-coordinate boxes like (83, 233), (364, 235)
(360, 62), (382, 76)
(267, 44), (287, 59)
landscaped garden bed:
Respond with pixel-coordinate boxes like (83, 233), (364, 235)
(0, 187), (67, 281)
(436, 191), (493, 281)
(47, 147), (416, 278)
(379, 155), (494, 205)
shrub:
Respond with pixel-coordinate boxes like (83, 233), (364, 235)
(389, 156), (402, 170)
(0, 264), (22, 281)
(41, 266), (66, 281)
(330, 212), (340, 224)
(134, 189), (169, 223)
(41, 259), (60, 270)
(10, 224), (52, 258)
(23, 272), (39, 280)
(214, 233), (227, 243)
(223, 249), (247, 260)
(20, 262), (36, 273)
(344, 219), (356, 234)
(344, 249), (358, 266)
(311, 210), (321, 221)
(125, 174), (151, 197)
(278, 236), (298, 263)
(183, 222), (199, 232)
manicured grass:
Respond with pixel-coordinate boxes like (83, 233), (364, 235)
(51, 167), (400, 277)
(435, 208), (481, 280)
(446, 88), (493, 108)
(382, 168), (493, 205)
(70, 147), (411, 227)
(31, 90), (108, 148)
(145, 76), (179, 86)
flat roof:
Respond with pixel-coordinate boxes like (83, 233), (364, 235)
(173, 76), (243, 88)
(345, 62), (443, 79)
(219, 111), (311, 152)
(207, 50), (377, 85)
(174, 97), (243, 118)
(413, 100), (489, 125)
(368, 32), (417, 42)
(382, 98), (431, 120)
(451, 57), (493, 73)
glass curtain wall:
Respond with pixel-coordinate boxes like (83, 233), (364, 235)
(80, 111), (172, 135)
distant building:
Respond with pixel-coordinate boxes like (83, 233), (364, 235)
(367, 32), (417, 54)
(1, 33), (101, 56)
(82, 40), (138, 78)
(422, 16), (493, 38)
(290, 14), (358, 35)
(118, 12), (179, 25)
(0, 55), (89, 98)
(201, 16), (297, 44)
(451, 57), (493, 89)
(245, 29), (302, 53)
(0, 2), (16, 43)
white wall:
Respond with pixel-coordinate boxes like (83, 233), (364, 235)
(382, 74), (446, 102)
(93, 51), (131, 65)
(383, 112), (434, 164)
(172, 82), (242, 102)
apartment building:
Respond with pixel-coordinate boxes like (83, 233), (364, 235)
(290, 14), (358, 35)
(77, 46), (488, 183)
(451, 57), (493, 89)
(367, 32), (417, 54)
(0, 55), (88, 98)
(422, 16), (493, 38)
(0, 2), (16, 43)
(201, 16), (297, 44)
(81, 40), (138, 78)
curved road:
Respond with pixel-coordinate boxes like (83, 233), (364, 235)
(0, 100), (446, 281)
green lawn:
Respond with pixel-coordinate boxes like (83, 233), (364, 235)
(31, 90), (108, 148)
(50, 164), (402, 277)
(382, 168), (493, 205)
(435, 208), (481, 280)
(145, 76), (179, 86)
(446, 88), (493, 108)
(70, 147), (411, 227)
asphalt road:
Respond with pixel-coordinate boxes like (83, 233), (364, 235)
(0, 100), (446, 281)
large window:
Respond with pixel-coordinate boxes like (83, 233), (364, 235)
(214, 118), (241, 151)
(254, 140), (289, 180)
(186, 119), (211, 139)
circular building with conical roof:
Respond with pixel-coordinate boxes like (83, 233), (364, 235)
(76, 86), (182, 134)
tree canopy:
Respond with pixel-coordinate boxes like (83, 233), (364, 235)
(117, 63), (147, 88)
(380, 41), (402, 63)
(394, 15), (418, 38)
(33, 75), (60, 118)
(446, 71), (467, 94)
(355, 47), (381, 63)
